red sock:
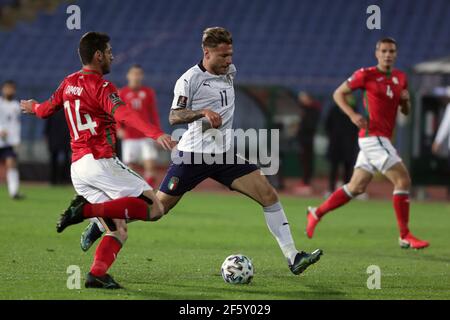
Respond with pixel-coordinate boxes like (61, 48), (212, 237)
(393, 193), (410, 238)
(90, 235), (122, 277)
(316, 186), (352, 218)
(82, 197), (150, 220)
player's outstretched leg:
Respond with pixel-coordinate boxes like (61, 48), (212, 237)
(230, 170), (323, 275)
(306, 169), (372, 238)
(306, 185), (353, 238)
(81, 219), (105, 252)
(57, 195), (88, 233)
(289, 249), (323, 275)
(57, 195), (152, 233)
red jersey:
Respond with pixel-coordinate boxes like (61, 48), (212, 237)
(347, 66), (408, 139)
(118, 86), (162, 139)
(33, 68), (164, 162)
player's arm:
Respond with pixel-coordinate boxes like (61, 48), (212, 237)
(333, 81), (368, 129)
(20, 99), (62, 118)
(0, 122), (6, 139)
(114, 106), (175, 150)
(399, 90), (411, 116)
(20, 81), (64, 118)
(168, 76), (221, 128)
(100, 84), (175, 150)
(169, 108), (221, 128)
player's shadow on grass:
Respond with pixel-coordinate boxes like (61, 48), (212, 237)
(122, 281), (346, 300)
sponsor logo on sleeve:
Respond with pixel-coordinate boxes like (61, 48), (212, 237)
(177, 96), (188, 108)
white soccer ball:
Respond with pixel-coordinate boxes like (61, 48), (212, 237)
(221, 254), (254, 284)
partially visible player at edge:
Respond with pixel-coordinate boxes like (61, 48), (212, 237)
(82, 27), (323, 275)
(0, 80), (24, 199)
(20, 32), (175, 289)
(306, 38), (429, 249)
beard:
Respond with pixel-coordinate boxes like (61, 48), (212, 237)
(4, 94), (15, 101)
(101, 62), (111, 75)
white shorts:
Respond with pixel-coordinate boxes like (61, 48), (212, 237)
(122, 138), (158, 164)
(354, 136), (402, 175)
(71, 153), (151, 204)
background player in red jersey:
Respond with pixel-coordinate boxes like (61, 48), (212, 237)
(118, 64), (162, 187)
(305, 38), (429, 249)
(20, 32), (175, 289)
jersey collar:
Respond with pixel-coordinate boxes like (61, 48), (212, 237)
(376, 66), (392, 78)
(198, 60), (207, 72)
(81, 68), (102, 76)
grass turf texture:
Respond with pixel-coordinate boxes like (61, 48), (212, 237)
(0, 184), (449, 300)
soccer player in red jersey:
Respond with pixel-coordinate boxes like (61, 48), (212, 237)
(118, 65), (162, 187)
(305, 38), (429, 249)
(20, 32), (175, 289)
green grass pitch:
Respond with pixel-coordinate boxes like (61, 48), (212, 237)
(0, 185), (449, 300)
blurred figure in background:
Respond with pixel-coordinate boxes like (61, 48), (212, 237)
(45, 109), (71, 185)
(324, 94), (358, 197)
(0, 80), (24, 199)
(431, 99), (450, 199)
(294, 91), (322, 196)
(118, 65), (162, 188)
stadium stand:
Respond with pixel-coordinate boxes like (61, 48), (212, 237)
(0, 0), (449, 149)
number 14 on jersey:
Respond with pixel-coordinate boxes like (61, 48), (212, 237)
(64, 99), (98, 140)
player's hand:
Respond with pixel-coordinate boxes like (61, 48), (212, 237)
(400, 90), (411, 115)
(157, 133), (177, 150)
(202, 109), (222, 128)
(350, 113), (368, 129)
(431, 142), (441, 155)
(400, 89), (410, 101)
(20, 99), (37, 114)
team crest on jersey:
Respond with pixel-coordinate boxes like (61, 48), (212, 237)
(139, 91), (146, 99)
(109, 92), (123, 105)
(168, 177), (180, 191)
(392, 77), (399, 85)
(177, 96), (188, 108)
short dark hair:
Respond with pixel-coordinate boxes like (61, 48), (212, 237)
(376, 37), (397, 50)
(128, 64), (143, 71)
(2, 80), (16, 88)
(202, 27), (232, 48)
(78, 32), (110, 65)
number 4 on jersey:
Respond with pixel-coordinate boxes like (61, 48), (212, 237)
(386, 85), (394, 99)
(64, 99), (98, 140)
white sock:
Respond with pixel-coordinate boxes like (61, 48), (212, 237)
(263, 202), (298, 264)
(6, 168), (19, 197)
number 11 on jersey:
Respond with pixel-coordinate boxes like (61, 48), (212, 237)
(220, 90), (228, 107)
(64, 99), (98, 140)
